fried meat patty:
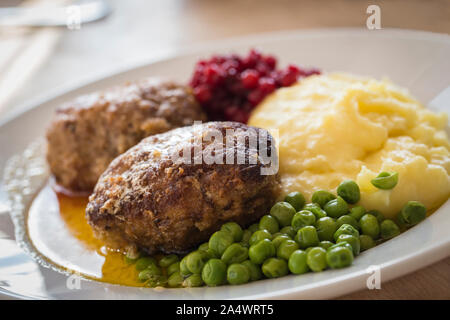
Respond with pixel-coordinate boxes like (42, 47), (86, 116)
(86, 122), (280, 254)
(46, 79), (206, 192)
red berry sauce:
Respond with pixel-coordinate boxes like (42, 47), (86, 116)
(189, 49), (320, 123)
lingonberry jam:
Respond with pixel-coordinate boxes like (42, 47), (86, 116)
(189, 49), (320, 123)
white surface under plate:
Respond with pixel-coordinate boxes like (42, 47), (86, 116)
(0, 28), (449, 299)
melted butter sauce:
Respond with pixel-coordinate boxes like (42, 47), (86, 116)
(27, 183), (143, 287)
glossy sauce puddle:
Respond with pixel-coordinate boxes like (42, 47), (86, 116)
(27, 183), (144, 287)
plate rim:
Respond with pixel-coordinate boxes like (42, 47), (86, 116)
(1, 27), (449, 128)
(0, 27), (449, 300)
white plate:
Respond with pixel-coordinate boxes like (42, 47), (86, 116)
(0, 28), (449, 300)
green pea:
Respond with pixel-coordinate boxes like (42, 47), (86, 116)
(270, 202), (296, 227)
(328, 241), (353, 253)
(201, 259), (227, 286)
(334, 223), (359, 241)
(209, 230), (234, 256)
(349, 206), (365, 221)
(159, 254), (179, 268)
(398, 201), (426, 226)
(123, 256), (139, 265)
(242, 260), (263, 281)
(248, 223), (260, 234)
(336, 215), (359, 230)
(259, 215), (279, 234)
(249, 229), (272, 246)
(319, 241), (334, 250)
(227, 263), (250, 285)
(304, 203), (318, 210)
(303, 203), (328, 219)
(138, 269), (153, 282)
(336, 234), (360, 256)
(196, 249), (210, 261)
(135, 257), (157, 271)
(311, 190), (336, 208)
(123, 250), (141, 265)
(280, 226), (296, 238)
(315, 217), (337, 242)
(359, 235), (376, 252)
(284, 192), (306, 211)
(205, 248), (219, 259)
(371, 171), (399, 190)
(183, 274), (204, 287)
(248, 238), (276, 264)
(324, 196), (349, 218)
(168, 271), (184, 287)
(262, 258), (289, 278)
(221, 222), (243, 242)
(291, 210), (316, 231)
(277, 239), (299, 260)
(198, 242), (209, 252)
(395, 212), (408, 230)
(380, 219), (400, 239)
(288, 250), (309, 274)
(180, 256), (192, 277)
(272, 234), (291, 248)
(366, 210), (385, 223)
(337, 180), (360, 204)
(240, 230), (252, 247)
(295, 226), (319, 249)
(167, 261), (180, 276)
(326, 246), (354, 269)
(138, 264), (162, 282)
(360, 214), (380, 239)
(241, 229), (252, 243)
(306, 247), (327, 272)
(145, 275), (168, 288)
(272, 232), (283, 238)
(186, 251), (206, 274)
(221, 243), (248, 265)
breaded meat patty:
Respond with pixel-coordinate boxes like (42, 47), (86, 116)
(46, 79), (206, 192)
(86, 122), (280, 254)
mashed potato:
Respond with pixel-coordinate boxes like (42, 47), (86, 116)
(249, 73), (450, 218)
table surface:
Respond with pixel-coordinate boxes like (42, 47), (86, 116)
(1, 0), (449, 299)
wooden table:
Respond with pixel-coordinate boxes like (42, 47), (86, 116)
(1, 0), (449, 299)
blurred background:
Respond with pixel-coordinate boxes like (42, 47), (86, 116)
(0, 0), (449, 118)
(0, 0), (449, 299)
